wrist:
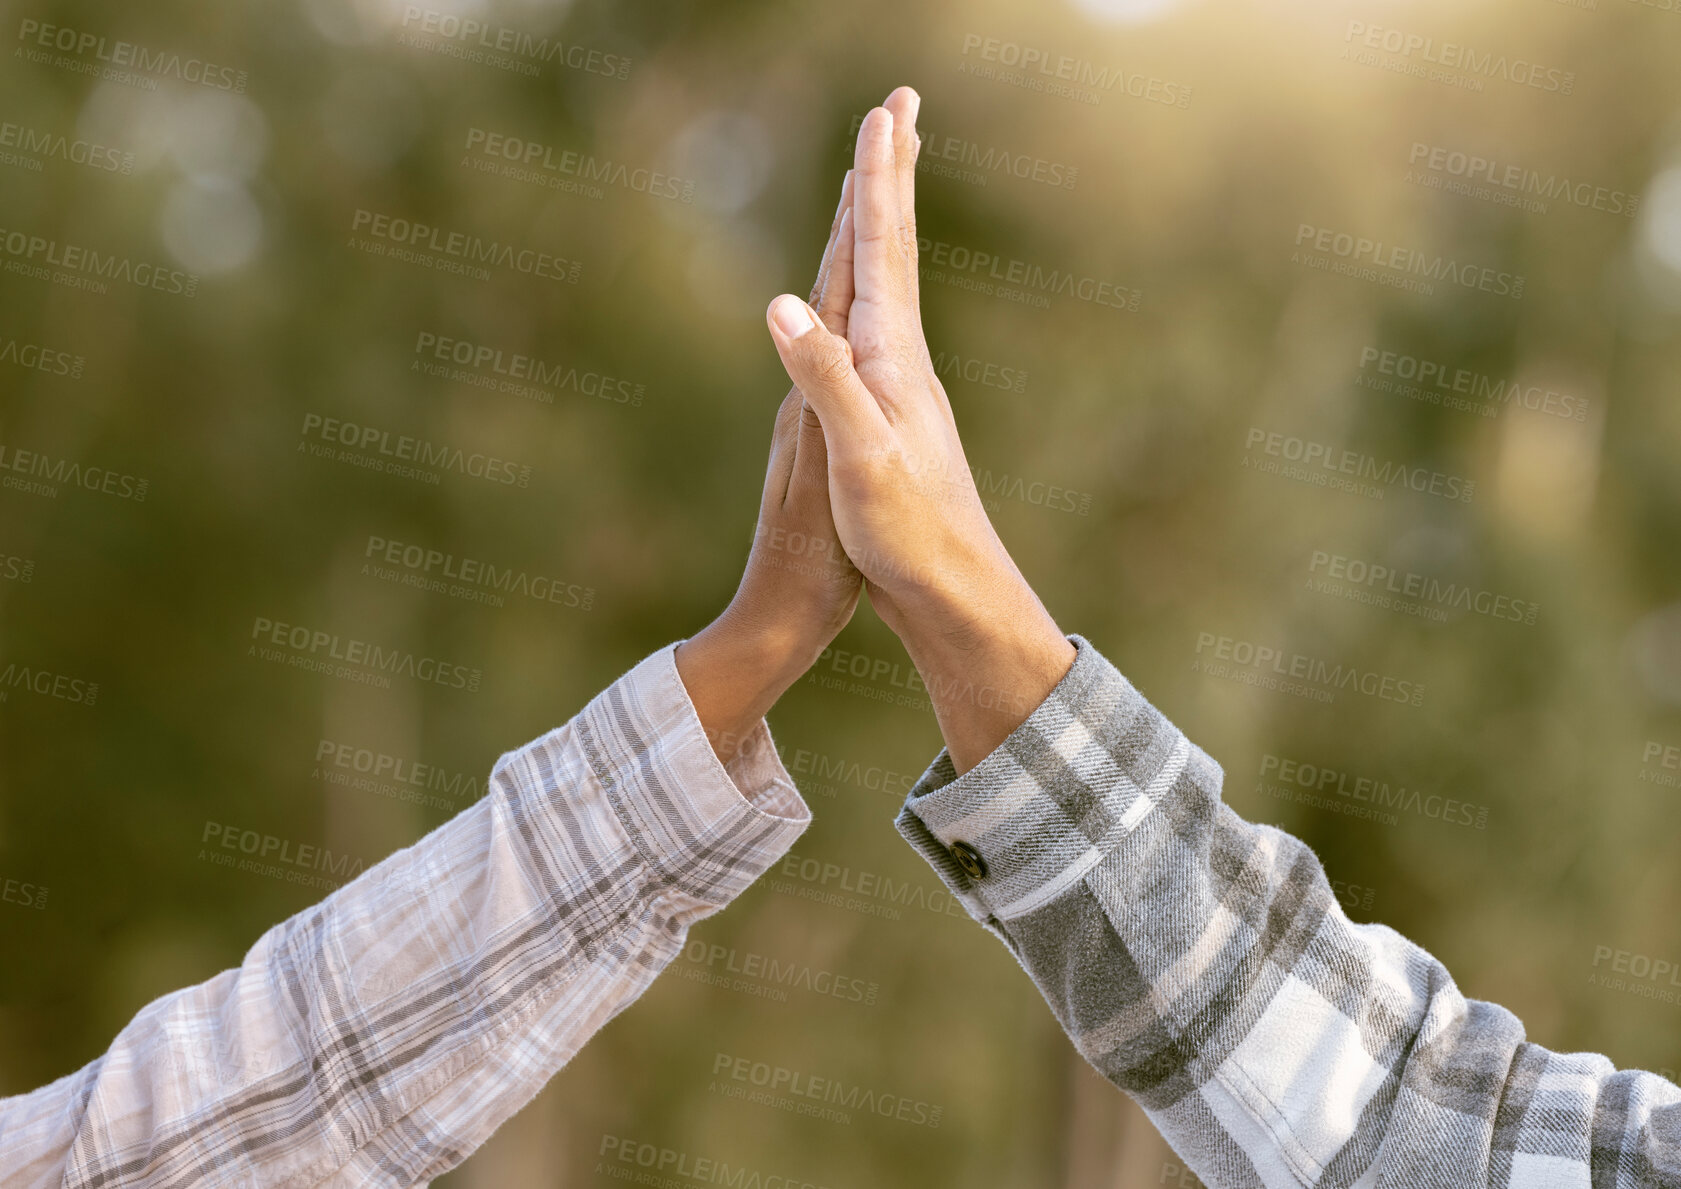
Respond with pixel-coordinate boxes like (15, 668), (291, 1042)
(674, 609), (828, 765)
(884, 565), (1075, 775)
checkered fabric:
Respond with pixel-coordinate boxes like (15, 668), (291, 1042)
(895, 634), (1681, 1189)
(0, 644), (810, 1188)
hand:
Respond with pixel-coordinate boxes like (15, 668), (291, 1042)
(676, 171), (864, 765)
(762, 86), (1075, 774)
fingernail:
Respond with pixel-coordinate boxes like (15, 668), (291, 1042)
(772, 295), (820, 339)
(904, 88), (921, 126)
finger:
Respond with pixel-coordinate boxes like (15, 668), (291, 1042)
(763, 385), (804, 504)
(787, 171), (857, 498)
(786, 399), (835, 525)
(766, 294), (889, 441)
(851, 106), (915, 346)
(813, 206), (855, 337)
(785, 402), (860, 589)
(807, 169), (856, 307)
(882, 86), (920, 240)
(791, 206), (857, 491)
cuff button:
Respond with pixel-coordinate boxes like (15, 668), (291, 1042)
(949, 840), (988, 880)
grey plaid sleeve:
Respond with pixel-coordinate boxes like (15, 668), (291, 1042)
(895, 634), (1681, 1188)
(0, 643), (810, 1189)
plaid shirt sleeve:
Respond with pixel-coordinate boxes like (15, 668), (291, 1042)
(0, 642), (810, 1189)
(895, 634), (1681, 1189)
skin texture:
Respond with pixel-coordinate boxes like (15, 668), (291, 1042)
(764, 88), (1075, 775)
(681, 85), (1073, 776)
(672, 153), (874, 764)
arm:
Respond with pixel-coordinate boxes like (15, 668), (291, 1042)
(767, 88), (1681, 1188)
(896, 635), (1681, 1188)
(0, 646), (808, 1189)
(0, 154), (882, 1189)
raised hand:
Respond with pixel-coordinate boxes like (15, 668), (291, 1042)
(761, 86), (1075, 774)
(675, 171), (864, 764)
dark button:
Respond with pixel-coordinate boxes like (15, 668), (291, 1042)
(949, 840), (988, 880)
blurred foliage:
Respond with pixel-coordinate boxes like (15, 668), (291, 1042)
(3, 0), (1681, 1184)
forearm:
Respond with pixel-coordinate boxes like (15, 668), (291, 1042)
(893, 635), (1681, 1187)
(676, 609), (828, 766)
(881, 541), (1074, 776)
(0, 645), (810, 1189)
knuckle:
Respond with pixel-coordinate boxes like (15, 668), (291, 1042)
(857, 356), (907, 393)
(809, 341), (855, 388)
(848, 325), (893, 362)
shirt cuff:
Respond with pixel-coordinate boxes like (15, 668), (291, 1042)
(571, 641), (811, 908)
(893, 634), (1219, 929)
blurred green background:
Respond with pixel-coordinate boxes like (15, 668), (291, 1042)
(4, 0), (1681, 1183)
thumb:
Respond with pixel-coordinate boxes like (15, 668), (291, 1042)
(766, 294), (887, 442)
